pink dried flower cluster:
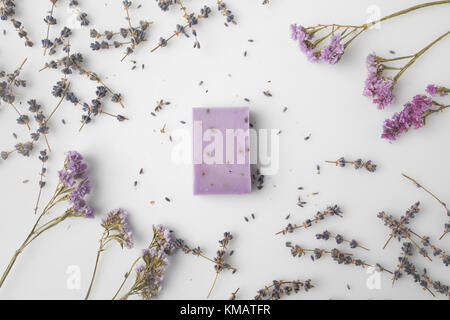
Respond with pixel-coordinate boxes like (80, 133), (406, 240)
(290, 24), (344, 64)
(381, 86), (450, 141)
(363, 54), (395, 109)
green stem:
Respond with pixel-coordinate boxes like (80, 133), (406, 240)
(394, 30), (450, 82)
(84, 231), (108, 300)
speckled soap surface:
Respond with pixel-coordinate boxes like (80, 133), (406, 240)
(193, 107), (251, 195)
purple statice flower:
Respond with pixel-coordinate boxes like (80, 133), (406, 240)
(101, 208), (134, 249)
(70, 179), (92, 212)
(381, 95), (433, 141)
(84, 206), (95, 218)
(57, 151), (93, 217)
(58, 151), (88, 187)
(123, 224), (174, 300)
(320, 34), (344, 65)
(364, 53), (395, 109)
(290, 24), (319, 62)
(426, 84), (448, 97)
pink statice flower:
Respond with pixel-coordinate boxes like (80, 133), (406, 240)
(381, 95), (433, 141)
(320, 34), (344, 65)
(290, 24), (345, 64)
(426, 84), (449, 97)
(364, 53), (395, 109)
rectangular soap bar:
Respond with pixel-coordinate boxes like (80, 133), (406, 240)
(193, 107), (251, 195)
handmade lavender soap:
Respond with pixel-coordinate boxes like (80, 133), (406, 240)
(193, 107), (251, 195)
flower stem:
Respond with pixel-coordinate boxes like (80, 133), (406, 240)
(206, 272), (219, 299)
(112, 256), (140, 300)
(84, 231), (107, 300)
(368, 1), (450, 27)
(394, 30), (450, 82)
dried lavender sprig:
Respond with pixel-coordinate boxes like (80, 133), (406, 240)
(276, 205), (343, 235)
(207, 232), (234, 299)
(174, 238), (237, 272)
(33, 150), (48, 214)
(393, 242), (449, 297)
(150, 5), (211, 53)
(1, 96), (57, 162)
(217, 1), (236, 26)
(315, 230), (370, 251)
(286, 242), (393, 274)
(42, 0), (58, 55)
(254, 279), (313, 300)
(325, 157), (377, 172)
(47, 26), (72, 56)
(0, 58), (31, 130)
(402, 173), (450, 240)
(377, 204), (445, 264)
(176, 0), (209, 49)
(378, 202), (420, 249)
(40, 51), (125, 109)
(409, 230), (448, 267)
(85, 208), (134, 300)
(121, 1), (152, 61)
(0, 0), (33, 46)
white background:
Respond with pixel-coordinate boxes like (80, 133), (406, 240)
(0, 0), (449, 300)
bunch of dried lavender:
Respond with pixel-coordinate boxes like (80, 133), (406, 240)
(393, 242), (449, 297)
(42, 0), (89, 56)
(113, 225), (175, 300)
(217, 1), (236, 26)
(40, 46), (127, 130)
(254, 279), (313, 300)
(377, 203), (449, 267)
(85, 208), (134, 299)
(325, 157), (377, 172)
(286, 242), (392, 275)
(315, 230), (370, 251)
(402, 173), (450, 240)
(90, 1), (152, 61)
(0, 0), (33, 46)
(151, 4), (211, 52)
(276, 205), (343, 235)
(0, 151), (94, 288)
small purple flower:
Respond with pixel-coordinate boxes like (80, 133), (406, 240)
(84, 206), (95, 218)
(363, 53), (395, 109)
(58, 170), (75, 187)
(320, 35), (344, 65)
(426, 84), (448, 97)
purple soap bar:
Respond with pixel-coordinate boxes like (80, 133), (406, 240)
(193, 107), (251, 195)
